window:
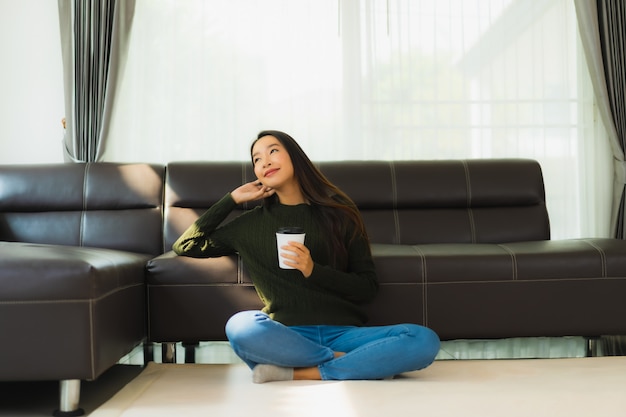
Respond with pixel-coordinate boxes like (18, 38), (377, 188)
(106, 0), (612, 239)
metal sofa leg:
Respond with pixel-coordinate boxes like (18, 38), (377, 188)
(53, 379), (84, 417)
(162, 342), (176, 363)
(585, 336), (601, 357)
(183, 341), (199, 363)
(144, 341), (154, 363)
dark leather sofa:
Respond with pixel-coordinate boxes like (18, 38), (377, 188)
(0, 163), (164, 416)
(2, 159), (626, 415)
(148, 159), (626, 343)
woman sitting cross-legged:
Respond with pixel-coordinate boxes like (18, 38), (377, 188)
(173, 130), (440, 383)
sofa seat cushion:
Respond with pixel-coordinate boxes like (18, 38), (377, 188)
(414, 238), (626, 283)
(0, 241), (150, 301)
(147, 251), (243, 285)
(0, 241), (150, 381)
(367, 238), (626, 338)
(146, 251), (263, 342)
(413, 238), (626, 339)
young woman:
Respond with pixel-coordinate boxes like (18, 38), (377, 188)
(173, 130), (440, 383)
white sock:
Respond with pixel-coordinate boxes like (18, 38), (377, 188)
(252, 364), (294, 384)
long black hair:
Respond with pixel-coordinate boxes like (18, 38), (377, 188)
(251, 130), (370, 268)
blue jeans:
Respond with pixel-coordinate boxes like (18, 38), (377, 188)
(225, 310), (441, 380)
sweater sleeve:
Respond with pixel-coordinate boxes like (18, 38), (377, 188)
(306, 232), (379, 304)
(172, 193), (239, 258)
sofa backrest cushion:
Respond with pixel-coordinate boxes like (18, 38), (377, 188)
(0, 163), (165, 256)
(164, 162), (258, 251)
(320, 159), (550, 244)
(164, 159), (549, 249)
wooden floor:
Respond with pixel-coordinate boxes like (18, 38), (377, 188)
(92, 357), (626, 417)
(0, 365), (143, 417)
(1, 337), (624, 417)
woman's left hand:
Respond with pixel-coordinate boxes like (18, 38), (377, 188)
(281, 241), (314, 277)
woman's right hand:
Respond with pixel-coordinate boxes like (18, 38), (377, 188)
(231, 180), (275, 204)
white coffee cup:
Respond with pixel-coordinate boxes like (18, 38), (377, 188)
(276, 227), (306, 269)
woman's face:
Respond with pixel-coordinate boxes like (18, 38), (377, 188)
(251, 135), (296, 190)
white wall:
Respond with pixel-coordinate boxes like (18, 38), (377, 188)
(0, 0), (64, 164)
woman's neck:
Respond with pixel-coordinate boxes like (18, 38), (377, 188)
(276, 186), (307, 206)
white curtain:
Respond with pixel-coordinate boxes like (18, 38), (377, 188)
(105, 0), (612, 239)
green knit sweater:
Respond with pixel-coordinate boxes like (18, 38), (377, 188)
(173, 193), (379, 326)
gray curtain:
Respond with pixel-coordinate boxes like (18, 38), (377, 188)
(575, 0), (626, 355)
(575, 0), (626, 238)
(598, 0), (626, 238)
(58, 0), (135, 162)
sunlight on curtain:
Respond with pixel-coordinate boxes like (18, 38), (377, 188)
(105, 0), (612, 239)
